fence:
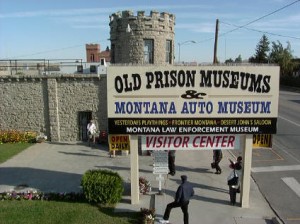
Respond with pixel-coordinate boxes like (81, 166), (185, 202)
(0, 59), (85, 76)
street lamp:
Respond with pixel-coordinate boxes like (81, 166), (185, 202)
(178, 40), (196, 63)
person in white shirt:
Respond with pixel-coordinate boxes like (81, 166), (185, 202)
(87, 120), (97, 146)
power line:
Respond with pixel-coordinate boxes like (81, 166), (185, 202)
(220, 21), (300, 40)
(190, 0), (300, 45)
(220, 0), (300, 37)
(242, 0), (299, 27)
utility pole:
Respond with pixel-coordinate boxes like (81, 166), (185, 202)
(213, 19), (219, 64)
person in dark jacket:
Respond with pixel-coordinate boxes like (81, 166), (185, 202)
(168, 150), (176, 176)
(228, 156), (242, 205)
(213, 149), (223, 174)
(159, 175), (194, 224)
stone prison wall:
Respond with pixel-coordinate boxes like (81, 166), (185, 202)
(0, 74), (107, 142)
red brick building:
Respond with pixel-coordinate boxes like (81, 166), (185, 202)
(85, 44), (111, 63)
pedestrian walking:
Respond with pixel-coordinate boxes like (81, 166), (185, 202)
(212, 149), (223, 174)
(227, 156), (242, 205)
(87, 120), (97, 146)
(168, 150), (176, 176)
(159, 175), (194, 224)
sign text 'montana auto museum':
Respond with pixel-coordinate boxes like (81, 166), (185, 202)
(107, 66), (279, 135)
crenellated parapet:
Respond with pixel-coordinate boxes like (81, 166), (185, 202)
(109, 10), (175, 34)
(109, 10), (175, 65)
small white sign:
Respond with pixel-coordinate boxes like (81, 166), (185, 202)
(153, 151), (168, 174)
(153, 151), (168, 166)
(153, 167), (169, 174)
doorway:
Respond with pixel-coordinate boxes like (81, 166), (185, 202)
(78, 111), (92, 141)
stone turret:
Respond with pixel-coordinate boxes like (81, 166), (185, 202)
(109, 10), (175, 65)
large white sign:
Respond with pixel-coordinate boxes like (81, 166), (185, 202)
(107, 66), (280, 135)
(142, 134), (240, 150)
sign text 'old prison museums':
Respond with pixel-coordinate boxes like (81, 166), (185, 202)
(107, 66), (279, 135)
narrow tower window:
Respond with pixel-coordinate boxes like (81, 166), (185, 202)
(144, 39), (154, 64)
(166, 40), (172, 64)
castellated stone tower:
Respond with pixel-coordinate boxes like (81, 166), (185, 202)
(109, 10), (175, 65)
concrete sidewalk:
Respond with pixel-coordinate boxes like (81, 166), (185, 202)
(152, 150), (281, 224)
(0, 143), (281, 224)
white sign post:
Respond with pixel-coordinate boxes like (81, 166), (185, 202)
(241, 134), (253, 207)
(130, 135), (139, 204)
(153, 151), (168, 194)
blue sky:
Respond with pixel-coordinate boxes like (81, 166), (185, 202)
(0, 0), (299, 63)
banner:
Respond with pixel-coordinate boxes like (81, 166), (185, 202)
(108, 117), (276, 135)
(142, 134), (240, 150)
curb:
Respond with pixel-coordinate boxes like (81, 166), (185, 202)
(272, 217), (284, 224)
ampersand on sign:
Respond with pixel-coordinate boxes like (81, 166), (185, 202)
(181, 90), (207, 99)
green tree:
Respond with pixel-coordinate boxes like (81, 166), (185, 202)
(225, 58), (234, 64)
(249, 34), (270, 63)
(235, 55), (242, 63)
(269, 41), (295, 76)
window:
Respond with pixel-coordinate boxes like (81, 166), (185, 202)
(90, 54), (95, 62)
(144, 39), (154, 64)
(90, 65), (96, 73)
(100, 58), (105, 65)
(77, 65), (83, 73)
(111, 44), (115, 63)
(166, 40), (172, 64)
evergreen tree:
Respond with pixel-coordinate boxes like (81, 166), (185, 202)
(225, 55), (242, 64)
(269, 41), (295, 76)
(225, 58), (234, 64)
(235, 55), (242, 63)
(249, 34), (270, 63)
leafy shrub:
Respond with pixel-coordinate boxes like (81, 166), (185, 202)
(81, 169), (124, 205)
(0, 130), (37, 143)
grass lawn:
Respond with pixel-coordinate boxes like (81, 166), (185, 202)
(0, 143), (33, 163)
(0, 200), (140, 224)
(0, 143), (141, 223)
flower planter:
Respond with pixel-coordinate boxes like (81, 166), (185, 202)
(36, 139), (45, 143)
(139, 177), (151, 194)
(35, 133), (47, 143)
(140, 208), (155, 224)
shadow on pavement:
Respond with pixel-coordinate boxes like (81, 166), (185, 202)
(0, 167), (82, 193)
